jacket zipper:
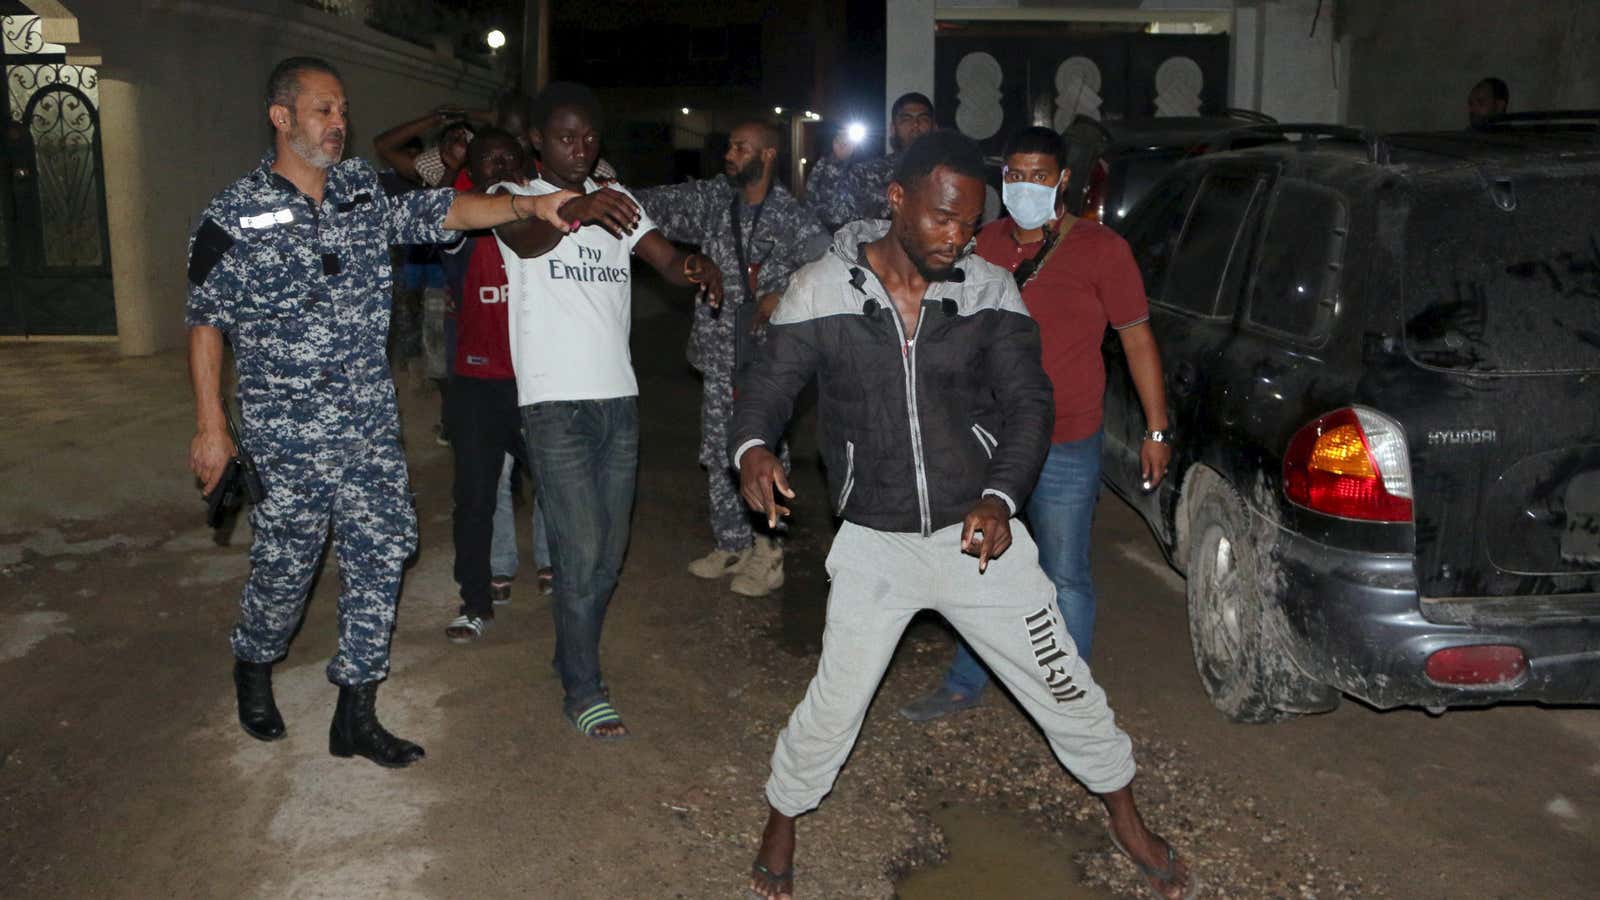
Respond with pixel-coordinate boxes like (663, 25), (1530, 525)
(888, 304), (933, 536)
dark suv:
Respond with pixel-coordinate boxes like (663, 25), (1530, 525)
(1100, 122), (1600, 722)
(1060, 110), (1276, 226)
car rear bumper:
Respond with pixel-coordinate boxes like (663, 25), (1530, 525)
(1268, 520), (1600, 710)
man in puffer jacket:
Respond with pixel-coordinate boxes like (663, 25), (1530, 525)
(735, 131), (1197, 900)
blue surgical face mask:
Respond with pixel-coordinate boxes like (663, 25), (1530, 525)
(1002, 175), (1062, 230)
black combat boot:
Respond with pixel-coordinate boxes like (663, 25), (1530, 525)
(233, 659), (286, 742)
(328, 682), (425, 768)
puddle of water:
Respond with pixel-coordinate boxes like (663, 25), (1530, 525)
(897, 804), (1117, 900)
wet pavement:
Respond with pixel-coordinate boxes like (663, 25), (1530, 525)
(898, 802), (1115, 899)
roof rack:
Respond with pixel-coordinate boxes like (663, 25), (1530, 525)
(1476, 110), (1600, 133)
(1481, 110), (1600, 124)
(1222, 108), (1277, 125)
(1199, 123), (1390, 163)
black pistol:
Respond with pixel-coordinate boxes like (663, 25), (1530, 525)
(203, 404), (265, 528)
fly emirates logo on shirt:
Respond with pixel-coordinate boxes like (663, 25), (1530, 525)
(550, 242), (630, 284)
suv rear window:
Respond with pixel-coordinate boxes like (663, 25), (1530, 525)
(1246, 181), (1348, 338)
(1404, 173), (1600, 374)
(1163, 173), (1261, 316)
(1122, 178), (1195, 303)
(1105, 150), (1189, 223)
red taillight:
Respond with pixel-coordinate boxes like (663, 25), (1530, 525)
(1083, 160), (1109, 222)
(1284, 407), (1414, 522)
(1424, 645), (1528, 686)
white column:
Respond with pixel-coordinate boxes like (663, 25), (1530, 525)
(98, 76), (159, 356)
(1255, 0), (1343, 123)
(885, 0), (936, 151)
(522, 0), (549, 93)
(1229, 2), (1262, 112)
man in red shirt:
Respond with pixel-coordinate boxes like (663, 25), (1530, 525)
(901, 125), (1173, 720)
(442, 128), (532, 641)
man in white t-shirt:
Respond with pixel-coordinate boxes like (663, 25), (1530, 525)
(493, 82), (722, 741)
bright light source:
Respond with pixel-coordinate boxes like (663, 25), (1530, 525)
(680, 107), (691, 115)
(804, 110), (818, 121)
(846, 122), (867, 144)
(485, 29), (506, 49)
(800, 157), (808, 166)
(773, 106), (784, 115)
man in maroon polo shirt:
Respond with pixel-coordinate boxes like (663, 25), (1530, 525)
(442, 127), (532, 642)
(900, 125), (1174, 721)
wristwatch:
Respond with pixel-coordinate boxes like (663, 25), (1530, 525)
(1143, 428), (1173, 443)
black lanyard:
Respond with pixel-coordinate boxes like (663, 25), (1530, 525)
(729, 195), (767, 304)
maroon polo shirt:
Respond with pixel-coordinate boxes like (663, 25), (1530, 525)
(975, 216), (1149, 443)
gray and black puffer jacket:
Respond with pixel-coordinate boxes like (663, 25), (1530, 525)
(730, 220), (1054, 536)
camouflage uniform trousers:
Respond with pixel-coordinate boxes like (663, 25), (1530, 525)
(230, 435), (418, 686)
(697, 313), (787, 553)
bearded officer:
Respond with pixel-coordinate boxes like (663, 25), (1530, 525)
(637, 119), (829, 597)
(185, 57), (575, 767)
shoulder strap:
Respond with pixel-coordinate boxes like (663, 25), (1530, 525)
(1017, 218), (1076, 292)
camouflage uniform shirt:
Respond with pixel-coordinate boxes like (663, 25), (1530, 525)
(637, 176), (829, 380)
(804, 151), (902, 229)
(186, 150), (458, 449)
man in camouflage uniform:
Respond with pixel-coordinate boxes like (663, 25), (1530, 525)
(638, 120), (828, 596)
(185, 57), (574, 768)
(805, 92), (936, 230)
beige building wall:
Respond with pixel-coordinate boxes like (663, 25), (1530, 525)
(1340, 0), (1600, 132)
(51, 0), (502, 355)
(886, 1), (1347, 133)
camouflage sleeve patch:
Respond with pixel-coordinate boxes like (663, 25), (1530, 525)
(385, 186), (459, 246)
(187, 217), (234, 287)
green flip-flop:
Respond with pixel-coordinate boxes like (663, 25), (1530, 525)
(748, 860), (794, 899)
(566, 700), (629, 741)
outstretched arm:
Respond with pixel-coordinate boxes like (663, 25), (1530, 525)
(634, 230), (724, 310)
(444, 189), (576, 233)
(635, 180), (714, 245)
(494, 187), (641, 260)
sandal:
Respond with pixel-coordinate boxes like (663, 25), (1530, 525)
(490, 579), (513, 606)
(1107, 827), (1199, 900)
(566, 700), (629, 741)
(444, 614), (489, 644)
(536, 566), (554, 596)
(748, 860), (794, 899)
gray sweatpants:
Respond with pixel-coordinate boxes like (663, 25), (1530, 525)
(766, 520), (1137, 816)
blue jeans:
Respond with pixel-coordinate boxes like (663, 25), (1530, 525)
(943, 428), (1103, 696)
(521, 397), (638, 716)
(490, 453), (552, 578)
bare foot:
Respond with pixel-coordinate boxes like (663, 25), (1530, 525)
(749, 806), (796, 899)
(590, 720), (628, 739)
(1109, 817), (1193, 899)
(1102, 784), (1194, 899)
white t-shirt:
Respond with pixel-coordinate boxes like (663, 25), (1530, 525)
(494, 177), (656, 405)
